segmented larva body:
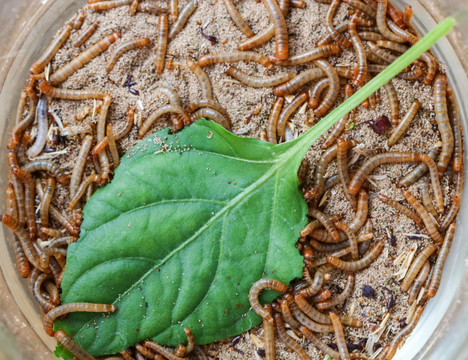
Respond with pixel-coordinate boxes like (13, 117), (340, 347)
(106, 124), (120, 168)
(350, 189), (368, 232)
(343, 0), (376, 16)
(49, 33), (121, 85)
(39, 80), (106, 100)
(40, 177), (56, 228)
(114, 108), (135, 140)
(388, 100), (421, 146)
(376, 0), (405, 43)
(420, 52), (439, 85)
(5, 183), (18, 220)
(329, 312), (351, 360)
(248, 278), (288, 324)
(327, 241), (384, 271)
(71, 10), (86, 30)
(187, 99), (230, 120)
(401, 244), (438, 292)
(434, 75), (454, 175)
(421, 178), (439, 219)
(274, 313), (311, 360)
(191, 108), (230, 130)
(288, 297), (334, 333)
(326, 0), (352, 48)
(314, 59), (339, 117)
(11, 168), (35, 240)
(3, 214), (30, 277)
(376, 39), (410, 54)
(271, 44), (341, 66)
(310, 233), (374, 252)
(276, 92), (308, 139)
(358, 31), (385, 41)
(32, 272), (55, 313)
(297, 267), (324, 297)
(263, 304), (275, 360)
(383, 81), (400, 125)
(408, 260), (430, 305)
(439, 195), (461, 233)
(308, 208), (341, 242)
(300, 326), (341, 359)
(73, 22), (99, 48)
(280, 298), (301, 330)
(223, 0), (254, 37)
(274, 68), (325, 97)
(168, 0), (198, 40)
(186, 59), (213, 100)
(377, 193), (423, 226)
(309, 78), (329, 109)
(88, 0), (132, 10)
(316, 274), (354, 310)
(129, 0), (139, 15)
(137, 3), (168, 15)
(22, 159), (68, 185)
(106, 37), (150, 73)
(310, 289), (332, 303)
(397, 67), (424, 81)
(55, 330), (95, 360)
(144, 340), (184, 360)
(155, 15), (168, 75)
(267, 97), (284, 144)
(348, 13), (367, 86)
(69, 174), (102, 210)
(322, 84), (353, 148)
(399, 147), (440, 187)
(336, 221), (359, 259)
(26, 94), (48, 158)
(337, 138), (357, 210)
(446, 85), (463, 171)
(198, 51), (274, 70)
(30, 24), (73, 74)
(428, 223), (456, 298)
(139, 105), (190, 137)
(386, 18), (418, 44)
(226, 66), (294, 88)
(70, 135), (93, 199)
(367, 41), (398, 64)
(121, 350), (135, 360)
(262, 0), (289, 60)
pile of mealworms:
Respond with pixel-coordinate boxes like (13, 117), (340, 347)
(1, 0), (464, 359)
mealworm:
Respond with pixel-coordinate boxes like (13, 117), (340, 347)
(386, 18), (418, 44)
(186, 59), (213, 99)
(300, 220), (321, 237)
(310, 289), (332, 303)
(69, 174), (102, 210)
(198, 51), (274, 70)
(408, 260), (430, 305)
(377, 193), (423, 226)
(399, 147), (440, 187)
(106, 124), (120, 168)
(129, 0), (139, 15)
(446, 85), (463, 171)
(39, 80), (106, 100)
(322, 84), (353, 148)
(21, 160), (66, 185)
(270, 45), (341, 66)
(97, 94), (112, 180)
(274, 68), (325, 97)
(121, 350), (136, 360)
(421, 178), (438, 219)
(291, 0), (306, 7)
(155, 15), (168, 74)
(434, 75), (454, 176)
(54, 330), (95, 360)
(280, 298), (301, 330)
(26, 94), (48, 158)
(274, 313), (311, 360)
(175, 344), (187, 358)
(137, 3), (168, 15)
(182, 327), (195, 355)
(223, 0), (254, 37)
(318, 17), (373, 46)
(106, 38), (150, 73)
(73, 22), (99, 47)
(168, 0), (178, 21)
(7, 226), (30, 277)
(314, 59), (339, 117)
(329, 312), (351, 360)
(263, 304), (275, 360)
(288, 296), (334, 333)
(48, 256), (63, 286)
(45, 236), (77, 248)
(380, 81), (399, 125)
(367, 41), (397, 64)
(357, 31), (385, 41)
(191, 108), (231, 130)
(40, 177), (55, 229)
(267, 97), (284, 144)
(114, 108), (135, 140)
(350, 189), (368, 232)
(337, 138), (357, 210)
(71, 10), (86, 30)
(387, 100), (421, 146)
(376, 40), (409, 54)
(30, 24), (73, 74)
(327, 241), (384, 271)
(44, 302), (117, 336)
(88, 0), (132, 10)
(335, 222), (359, 259)
(6, 183), (18, 220)
(135, 344), (159, 359)
(297, 267), (324, 297)
(439, 195), (460, 233)
(300, 326), (340, 359)
(93, 137), (108, 154)
(349, 13), (367, 86)
(326, 0), (352, 48)
(397, 67), (424, 80)
(376, 0), (405, 43)
(276, 92), (308, 139)
(32, 272), (55, 313)
(316, 274), (354, 310)
(49, 33), (121, 85)
(187, 99), (230, 122)
(7, 153), (25, 226)
(144, 340), (185, 360)
(427, 223), (455, 298)
(11, 168), (35, 240)
(294, 291), (334, 325)
(168, 0), (198, 40)
(262, 0), (289, 60)
(384, 306), (423, 360)
(139, 105), (191, 137)
(308, 209), (340, 242)
(249, 278), (288, 324)
(226, 66), (294, 88)
(309, 79), (329, 109)
(70, 135), (93, 199)
(310, 233), (373, 252)
(44, 280), (60, 305)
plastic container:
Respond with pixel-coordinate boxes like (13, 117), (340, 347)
(0, 1), (467, 359)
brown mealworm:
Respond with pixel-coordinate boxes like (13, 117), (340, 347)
(402, 241), (438, 291)
(262, 0), (289, 60)
(397, 67), (424, 80)
(349, 13), (367, 86)
(421, 178), (438, 219)
(408, 260), (430, 305)
(382, 81), (399, 125)
(55, 330), (95, 360)
(106, 38), (150, 73)
(308, 209), (341, 242)
(335, 222), (358, 259)
(186, 59), (214, 99)
(314, 59), (339, 117)
(6, 230), (30, 278)
(144, 340), (184, 360)
(326, 0), (352, 48)
(168, 0), (177, 20)
(139, 105), (191, 137)
(337, 138), (357, 210)
(267, 97), (284, 144)
(11, 168), (35, 240)
(316, 274), (354, 310)
(97, 94), (112, 180)
(327, 241), (384, 271)
(129, 0), (139, 15)
(187, 99), (230, 121)
(293, 292), (334, 325)
(155, 15), (168, 74)
(274, 68), (326, 97)
(376, 0), (405, 42)
(226, 66), (294, 88)
(288, 296), (334, 333)
(386, 18), (418, 44)
(106, 124), (120, 168)
(168, 0), (198, 40)
(263, 304), (275, 360)
(329, 312), (351, 360)
(92, 138), (109, 155)
(39, 80), (107, 100)
(121, 350), (135, 360)
(350, 189), (369, 233)
(32, 272), (55, 313)
(30, 24), (73, 74)
(44, 280), (60, 306)
(310, 289), (332, 303)
(376, 39), (409, 53)
(137, 3), (168, 15)
(49, 33), (121, 85)
(399, 147), (440, 187)
(71, 10), (86, 30)
(343, 0), (376, 16)
(309, 78), (329, 109)
(310, 233), (374, 252)
(300, 326), (340, 359)
(6, 183), (18, 221)
(300, 220), (321, 237)
(297, 267), (324, 297)
(274, 313), (311, 360)
(276, 92), (308, 139)
(70, 135), (93, 199)
(446, 85), (463, 171)
(40, 177), (56, 229)
(26, 94), (48, 158)
(377, 193), (423, 226)
(69, 174), (102, 210)
(21, 160), (68, 185)
(270, 45), (341, 66)
(322, 84), (353, 148)
(439, 195), (461, 233)
(280, 298), (301, 330)
(88, 0), (132, 10)
(191, 108), (231, 130)
(114, 108), (135, 140)
(73, 22), (99, 47)
(248, 278), (288, 323)
(387, 100), (421, 146)
(198, 51), (274, 70)
(223, 0), (255, 37)
(358, 31), (385, 41)
(367, 41), (398, 64)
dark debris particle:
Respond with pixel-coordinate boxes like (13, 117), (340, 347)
(369, 115), (392, 135)
(327, 342), (339, 351)
(43, 147), (56, 153)
(256, 349), (266, 358)
(129, 88), (140, 96)
(387, 228), (397, 247)
(362, 285), (376, 298)
(198, 27), (218, 44)
(387, 293), (395, 310)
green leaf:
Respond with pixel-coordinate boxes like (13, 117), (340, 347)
(55, 14), (458, 358)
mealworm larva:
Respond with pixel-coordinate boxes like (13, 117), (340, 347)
(384, 306), (423, 360)
(69, 174), (102, 210)
(337, 138), (357, 210)
(44, 302), (117, 336)
(49, 33), (121, 85)
(26, 94), (48, 158)
(439, 195), (461, 233)
(276, 92), (308, 139)
(397, 67), (424, 80)
(291, 0), (306, 7)
(144, 340), (184, 360)
(121, 350), (136, 360)
(376, 0), (405, 42)
(270, 45), (341, 66)
(106, 124), (120, 168)
(48, 256), (62, 286)
(420, 52), (439, 85)
(316, 274), (354, 310)
(135, 344), (158, 359)
(329, 312), (351, 360)
(434, 75), (454, 176)
(21, 160), (68, 185)
(310, 289), (332, 303)
(97, 94), (112, 181)
(106, 37), (150, 73)
(327, 241), (384, 271)
(168, 0), (178, 21)
(322, 84), (353, 148)
(30, 24), (73, 74)
(191, 108), (231, 130)
(300, 220), (321, 237)
(40, 177), (56, 229)
(137, 2), (168, 15)
(421, 178), (438, 219)
(297, 267), (324, 297)
(377, 193), (423, 226)
(288, 296), (334, 333)
(70, 135), (93, 199)
(44, 280), (60, 306)
(114, 108), (135, 140)
(274, 68), (325, 97)
(187, 99), (230, 121)
(7, 225), (30, 277)
(263, 304), (275, 360)
(45, 236), (77, 248)
(280, 298), (301, 330)
(446, 86), (463, 172)
(350, 189), (368, 233)
(248, 278), (288, 324)
(6, 183), (18, 221)
(376, 39), (410, 54)
(38, 80), (106, 100)
(386, 18), (418, 44)
(387, 100), (421, 146)
(223, 0), (254, 37)
(11, 168), (35, 240)
(226, 66), (294, 88)
(308, 209), (340, 242)
(326, 0), (352, 48)
(408, 260), (430, 305)
(267, 97), (284, 144)
(399, 147), (440, 187)
(32, 272), (55, 312)
(262, 0), (289, 60)
(367, 41), (397, 64)
(357, 31), (385, 41)
(300, 326), (340, 359)
(182, 327), (195, 355)
(73, 22), (99, 48)
(274, 313), (311, 360)
(380, 81), (399, 125)
(186, 59), (214, 99)
(55, 330), (95, 360)
(310, 233), (373, 252)
(335, 222), (358, 259)
(94, 137), (109, 154)
(349, 13), (367, 86)
(88, 0), (132, 10)
(198, 51), (274, 70)
(155, 15), (168, 74)
(343, 0), (376, 16)
(71, 10), (86, 30)
(309, 78), (329, 109)
(314, 59), (339, 117)
(168, 0), (198, 40)
(8, 154), (25, 226)
(139, 105), (191, 137)
(129, 0), (139, 15)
